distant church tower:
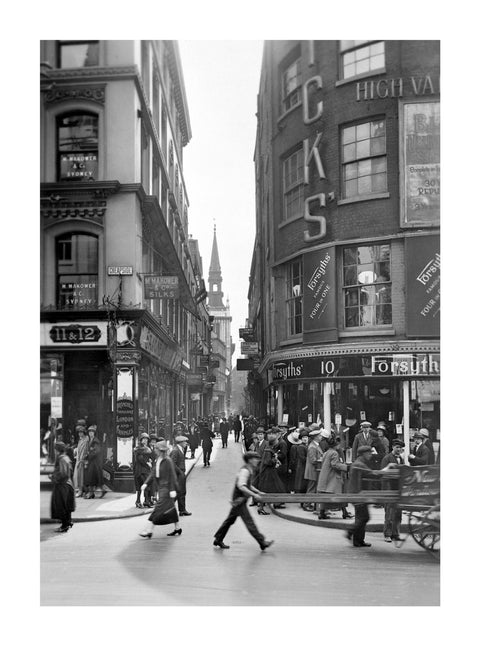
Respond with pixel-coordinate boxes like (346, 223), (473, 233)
(207, 224), (232, 415)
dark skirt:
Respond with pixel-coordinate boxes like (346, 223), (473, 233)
(51, 483), (75, 521)
(148, 487), (179, 525)
(84, 460), (103, 487)
(257, 466), (286, 493)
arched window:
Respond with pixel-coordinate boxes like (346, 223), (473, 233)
(57, 112), (98, 182)
(56, 233), (98, 309)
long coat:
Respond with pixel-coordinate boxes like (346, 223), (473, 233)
(84, 437), (103, 487)
(51, 454), (75, 521)
(410, 442), (431, 466)
(145, 457), (179, 526)
(257, 445), (286, 493)
(170, 444), (186, 495)
(293, 443), (308, 493)
(304, 441), (323, 481)
(316, 448), (348, 493)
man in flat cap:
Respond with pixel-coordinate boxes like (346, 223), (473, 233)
(351, 421), (373, 461)
(213, 451), (274, 551)
(380, 440), (405, 545)
(170, 435), (192, 516)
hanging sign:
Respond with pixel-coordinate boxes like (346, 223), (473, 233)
(144, 275), (179, 299)
(303, 246), (337, 343)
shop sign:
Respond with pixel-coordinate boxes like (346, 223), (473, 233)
(239, 327), (255, 341)
(107, 266), (133, 275)
(303, 246), (337, 342)
(144, 275), (179, 299)
(271, 353), (440, 382)
(400, 100), (440, 227)
(405, 235), (440, 337)
(356, 75), (438, 102)
(116, 396), (134, 437)
(59, 280), (97, 307)
(43, 322), (107, 346)
(60, 153), (98, 180)
(241, 342), (259, 355)
(398, 465), (440, 505)
(237, 358), (254, 371)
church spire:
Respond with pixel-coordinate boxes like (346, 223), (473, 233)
(208, 223), (224, 307)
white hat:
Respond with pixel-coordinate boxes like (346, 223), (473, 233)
(309, 429), (322, 437)
(320, 429), (331, 439)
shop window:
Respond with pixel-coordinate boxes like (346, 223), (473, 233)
(341, 119), (386, 198)
(283, 148), (304, 220)
(343, 244), (392, 327)
(286, 259), (303, 336)
(57, 41), (99, 68)
(57, 112), (98, 182)
(281, 57), (301, 112)
(339, 41), (385, 80)
(56, 233), (98, 310)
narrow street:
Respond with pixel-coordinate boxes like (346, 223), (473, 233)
(41, 437), (439, 606)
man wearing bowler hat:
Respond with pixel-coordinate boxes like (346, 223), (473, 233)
(409, 428), (435, 465)
(352, 421), (374, 461)
(170, 435), (192, 516)
(213, 451), (274, 551)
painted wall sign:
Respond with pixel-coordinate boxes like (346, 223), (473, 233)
(241, 342), (259, 355)
(42, 322), (108, 346)
(60, 153), (98, 180)
(400, 100), (440, 227)
(144, 275), (179, 299)
(356, 75), (438, 102)
(405, 235), (440, 337)
(271, 353), (440, 382)
(116, 396), (134, 437)
(303, 247), (337, 343)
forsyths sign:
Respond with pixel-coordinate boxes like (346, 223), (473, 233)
(303, 247), (337, 343)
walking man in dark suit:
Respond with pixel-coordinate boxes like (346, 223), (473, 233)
(170, 435), (192, 516)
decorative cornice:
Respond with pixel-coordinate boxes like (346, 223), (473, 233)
(258, 339), (440, 373)
(40, 181), (121, 221)
(41, 66), (138, 82)
(45, 84), (106, 105)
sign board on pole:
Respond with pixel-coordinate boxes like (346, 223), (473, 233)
(241, 342), (259, 355)
(108, 266), (133, 276)
(144, 275), (179, 299)
(237, 358), (254, 371)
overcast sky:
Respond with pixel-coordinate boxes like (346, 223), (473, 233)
(178, 40), (264, 358)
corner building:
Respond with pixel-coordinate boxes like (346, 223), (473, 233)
(40, 41), (210, 489)
(249, 40), (440, 457)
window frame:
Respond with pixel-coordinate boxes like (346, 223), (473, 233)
(340, 117), (387, 199)
(281, 57), (302, 113)
(56, 232), (99, 310)
(283, 147), (305, 221)
(286, 258), (303, 337)
(56, 111), (99, 183)
(339, 40), (385, 81)
(342, 244), (392, 329)
(57, 40), (100, 69)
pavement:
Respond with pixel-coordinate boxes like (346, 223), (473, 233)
(40, 441), (406, 533)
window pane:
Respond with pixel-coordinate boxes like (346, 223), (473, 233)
(359, 305), (375, 326)
(60, 42), (99, 68)
(343, 126), (356, 145)
(372, 172), (387, 193)
(371, 120), (385, 137)
(375, 261), (390, 282)
(356, 59), (370, 75)
(345, 307), (359, 327)
(343, 51), (355, 65)
(343, 248), (358, 264)
(371, 137), (386, 155)
(343, 143), (356, 163)
(357, 159), (372, 177)
(356, 139), (370, 159)
(376, 304), (392, 325)
(356, 123), (370, 141)
(344, 179), (357, 197)
(358, 175), (371, 194)
(371, 54), (384, 70)
(343, 266), (358, 286)
(344, 63), (356, 79)
(344, 288), (358, 307)
(370, 42), (384, 55)
(372, 157), (386, 173)
(344, 162), (357, 180)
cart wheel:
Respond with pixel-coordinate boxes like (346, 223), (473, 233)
(407, 505), (440, 559)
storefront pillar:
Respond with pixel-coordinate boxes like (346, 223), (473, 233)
(277, 383), (284, 425)
(324, 382), (332, 432)
(403, 380), (411, 465)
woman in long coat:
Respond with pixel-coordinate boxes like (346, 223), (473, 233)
(139, 441), (182, 538)
(50, 441), (75, 532)
(293, 430), (309, 494)
(84, 426), (106, 499)
(73, 425), (89, 497)
(256, 438), (286, 515)
(316, 436), (349, 519)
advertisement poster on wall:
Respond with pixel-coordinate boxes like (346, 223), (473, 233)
(405, 235), (440, 337)
(400, 99), (440, 227)
(303, 246), (337, 342)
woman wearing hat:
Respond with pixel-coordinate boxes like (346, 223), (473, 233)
(255, 429), (286, 515)
(293, 430), (309, 500)
(133, 433), (153, 508)
(50, 442), (75, 533)
(84, 426), (108, 499)
(139, 441), (182, 538)
(73, 425), (89, 498)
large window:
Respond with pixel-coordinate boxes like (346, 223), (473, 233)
(57, 112), (98, 182)
(286, 259), (303, 336)
(343, 245), (392, 328)
(283, 148), (304, 220)
(58, 41), (99, 68)
(56, 233), (98, 310)
(282, 58), (301, 112)
(340, 41), (385, 80)
(341, 119), (387, 198)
